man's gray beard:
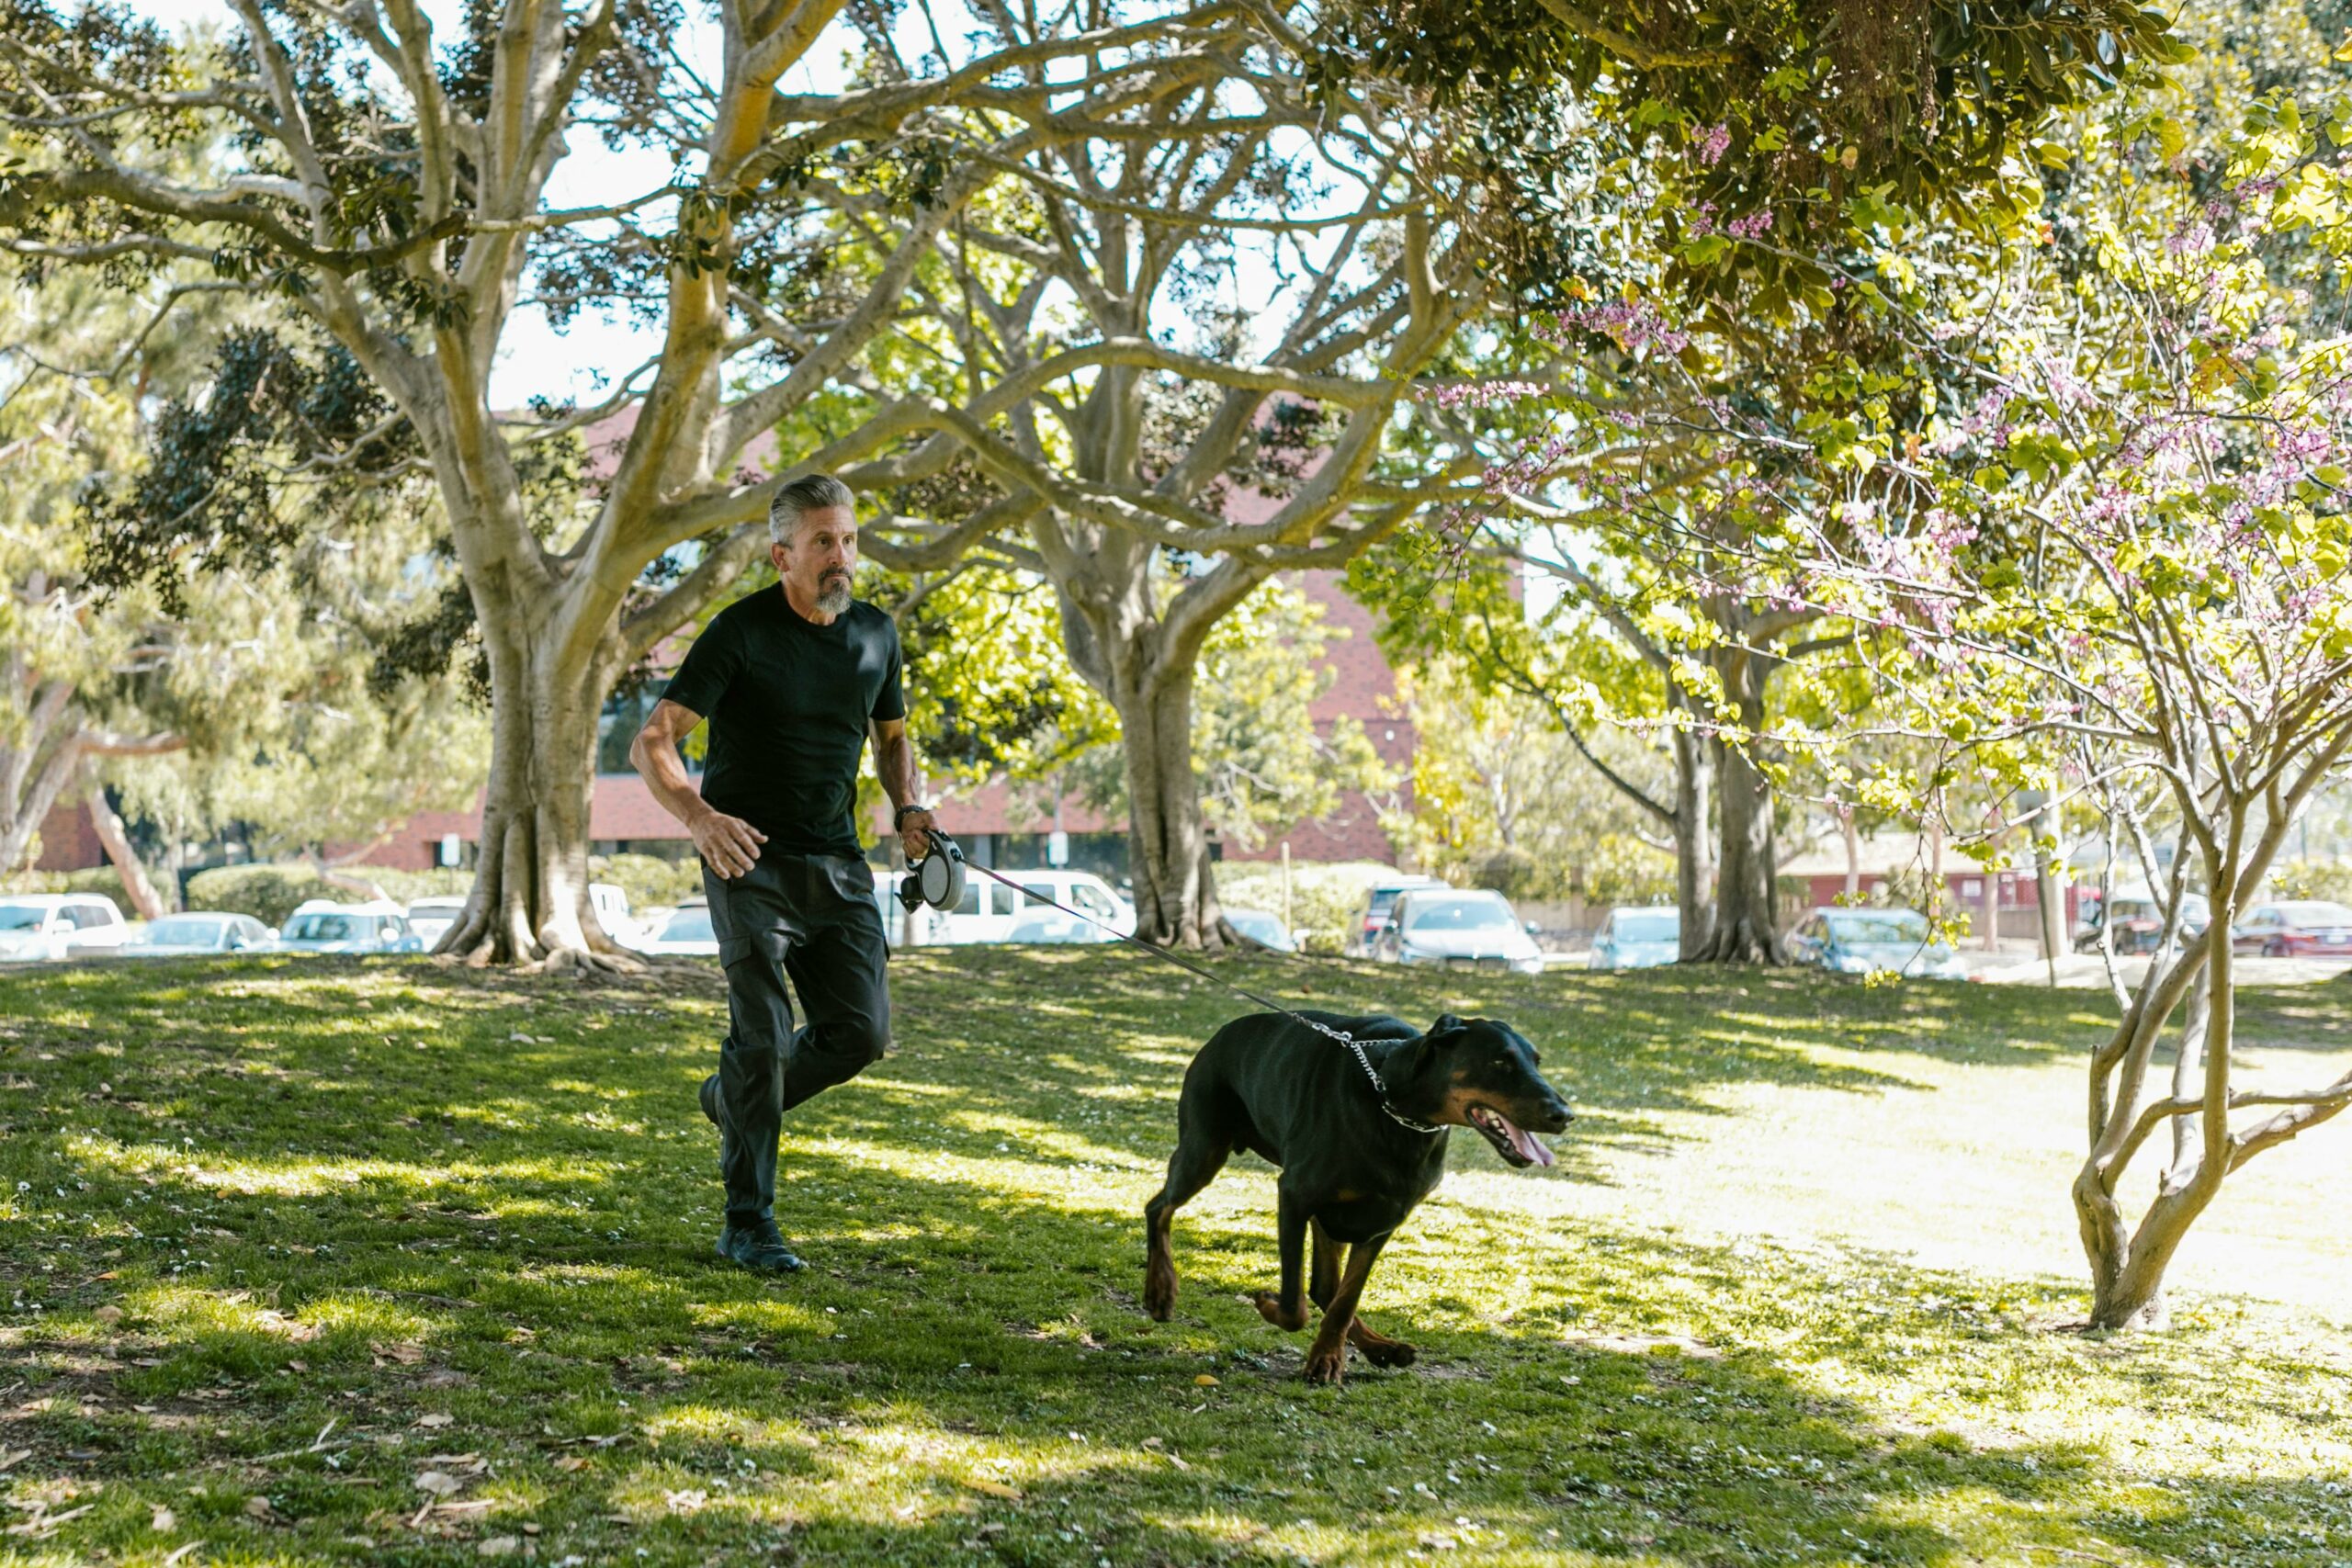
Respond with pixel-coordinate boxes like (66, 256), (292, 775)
(816, 578), (853, 615)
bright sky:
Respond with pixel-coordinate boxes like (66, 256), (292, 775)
(124, 0), (1327, 411)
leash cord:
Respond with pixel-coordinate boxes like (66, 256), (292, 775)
(943, 852), (1443, 1135)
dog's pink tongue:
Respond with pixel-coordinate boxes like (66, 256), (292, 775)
(1500, 1114), (1554, 1168)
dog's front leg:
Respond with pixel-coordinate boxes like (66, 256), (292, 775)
(1252, 1185), (1311, 1332)
(1305, 1231), (1393, 1384)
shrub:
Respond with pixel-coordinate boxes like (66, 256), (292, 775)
(1217, 860), (1426, 955)
(0, 867), (136, 903)
(589, 852), (702, 913)
(182, 865), (350, 927)
(364, 868), (472, 903)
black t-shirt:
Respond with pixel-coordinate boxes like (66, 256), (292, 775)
(661, 588), (906, 856)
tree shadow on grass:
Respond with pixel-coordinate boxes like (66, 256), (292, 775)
(3, 957), (2338, 1563)
(6, 1127), (2315, 1567)
(2227, 981), (2352, 1055)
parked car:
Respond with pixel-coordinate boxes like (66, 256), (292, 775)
(930, 868), (1134, 944)
(637, 899), (718, 957)
(0, 894), (132, 963)
(1785, 908), (1964, 978)
(1352, 875), (1447, 957)
(130, 912), (275, 956)
(404, 895), (467, 949)
(2074, 888), (2211, 954)
(1005, 903), (1121, 945)
(2231, 900), (2352, 957)
(588, 882), (640, 947)
(1374, 887), (1544, 975)
(277, 901), (424, 954)
(1589, 906), (1679, 970)
(1224, 907), (1296, 952)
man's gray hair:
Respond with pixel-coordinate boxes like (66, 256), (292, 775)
(768, 472), (856, 546)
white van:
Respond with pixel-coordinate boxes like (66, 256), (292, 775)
(0, 893), (131, 962)
(930, 868), (1134, 945)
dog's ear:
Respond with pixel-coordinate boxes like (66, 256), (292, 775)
(1396, 1015), (1468, 1082)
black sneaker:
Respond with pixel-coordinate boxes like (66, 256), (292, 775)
(717, 1219), (805, 1274)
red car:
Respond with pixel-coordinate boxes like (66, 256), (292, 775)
(2231, 900), (2352, 957)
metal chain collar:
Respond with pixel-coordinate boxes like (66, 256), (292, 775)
(1287, 1015), (1444, 1136)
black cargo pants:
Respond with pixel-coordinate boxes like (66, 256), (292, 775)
(702, 852), (891, 1230)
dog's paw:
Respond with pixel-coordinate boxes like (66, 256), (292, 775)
(1360, 1338), (1416, 1369)
(1303, 1345), (1348, 1385)
(1252, 1291), (1307, 1332)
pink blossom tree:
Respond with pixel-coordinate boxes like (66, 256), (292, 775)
(1776, 84), (2352, 1328)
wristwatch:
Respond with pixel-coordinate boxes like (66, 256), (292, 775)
(893, 802), (934, 830)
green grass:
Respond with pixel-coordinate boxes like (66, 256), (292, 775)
(2, 951), (2349, 1566)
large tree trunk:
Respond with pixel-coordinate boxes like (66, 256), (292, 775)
(434, 580), (627, 969)
(1114, 662), (1223, 949)
(1692, 654), (1781, 964)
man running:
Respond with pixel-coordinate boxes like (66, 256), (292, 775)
(629, 473), (936, 1273)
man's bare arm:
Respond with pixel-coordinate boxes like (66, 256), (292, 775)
(871, 717), (934, 860)
(630, 698), (767, 879)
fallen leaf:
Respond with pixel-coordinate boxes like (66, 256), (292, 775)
(415, 1413), (454, 1429)
(414, 1472), (463, 1498)
(0, 1450), (29, 1472)
(553, 1457), (590, 1472)
(377, 1343), (424, 1365)
(1193, 1374), (1220, 1387)
(286, 1359), (307, 1373)
(151, 1505), (175, 1532)
(478, 1537), (521, 1558)
(93, 1305), (124, 1325)
(662, 1488), (707, 1515)
(244, 1495), (274, 1519)
(963, 1478), (1022, 1500)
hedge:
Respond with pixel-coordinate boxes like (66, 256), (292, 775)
(587, 852), (703, 913)
(0, 867), (135, 903)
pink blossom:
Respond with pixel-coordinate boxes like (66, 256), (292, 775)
(1539, 301), (1690, 356)
(2165, 221), (2214, 257)
(1419, 380), (1547, 410)
(1696, 122), (1730, 166)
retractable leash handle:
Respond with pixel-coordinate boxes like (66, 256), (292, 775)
(898, 829), (967, 913)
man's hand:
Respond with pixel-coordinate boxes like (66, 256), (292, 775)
(899, 807), (937, 863)
(692, 808), (768, 879)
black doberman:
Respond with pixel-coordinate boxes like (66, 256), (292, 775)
(1143, 1010), (1573, 1383)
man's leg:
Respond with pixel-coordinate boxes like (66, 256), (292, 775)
(704, 864), (806, 1273)
(779, 858), (892, 1111)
